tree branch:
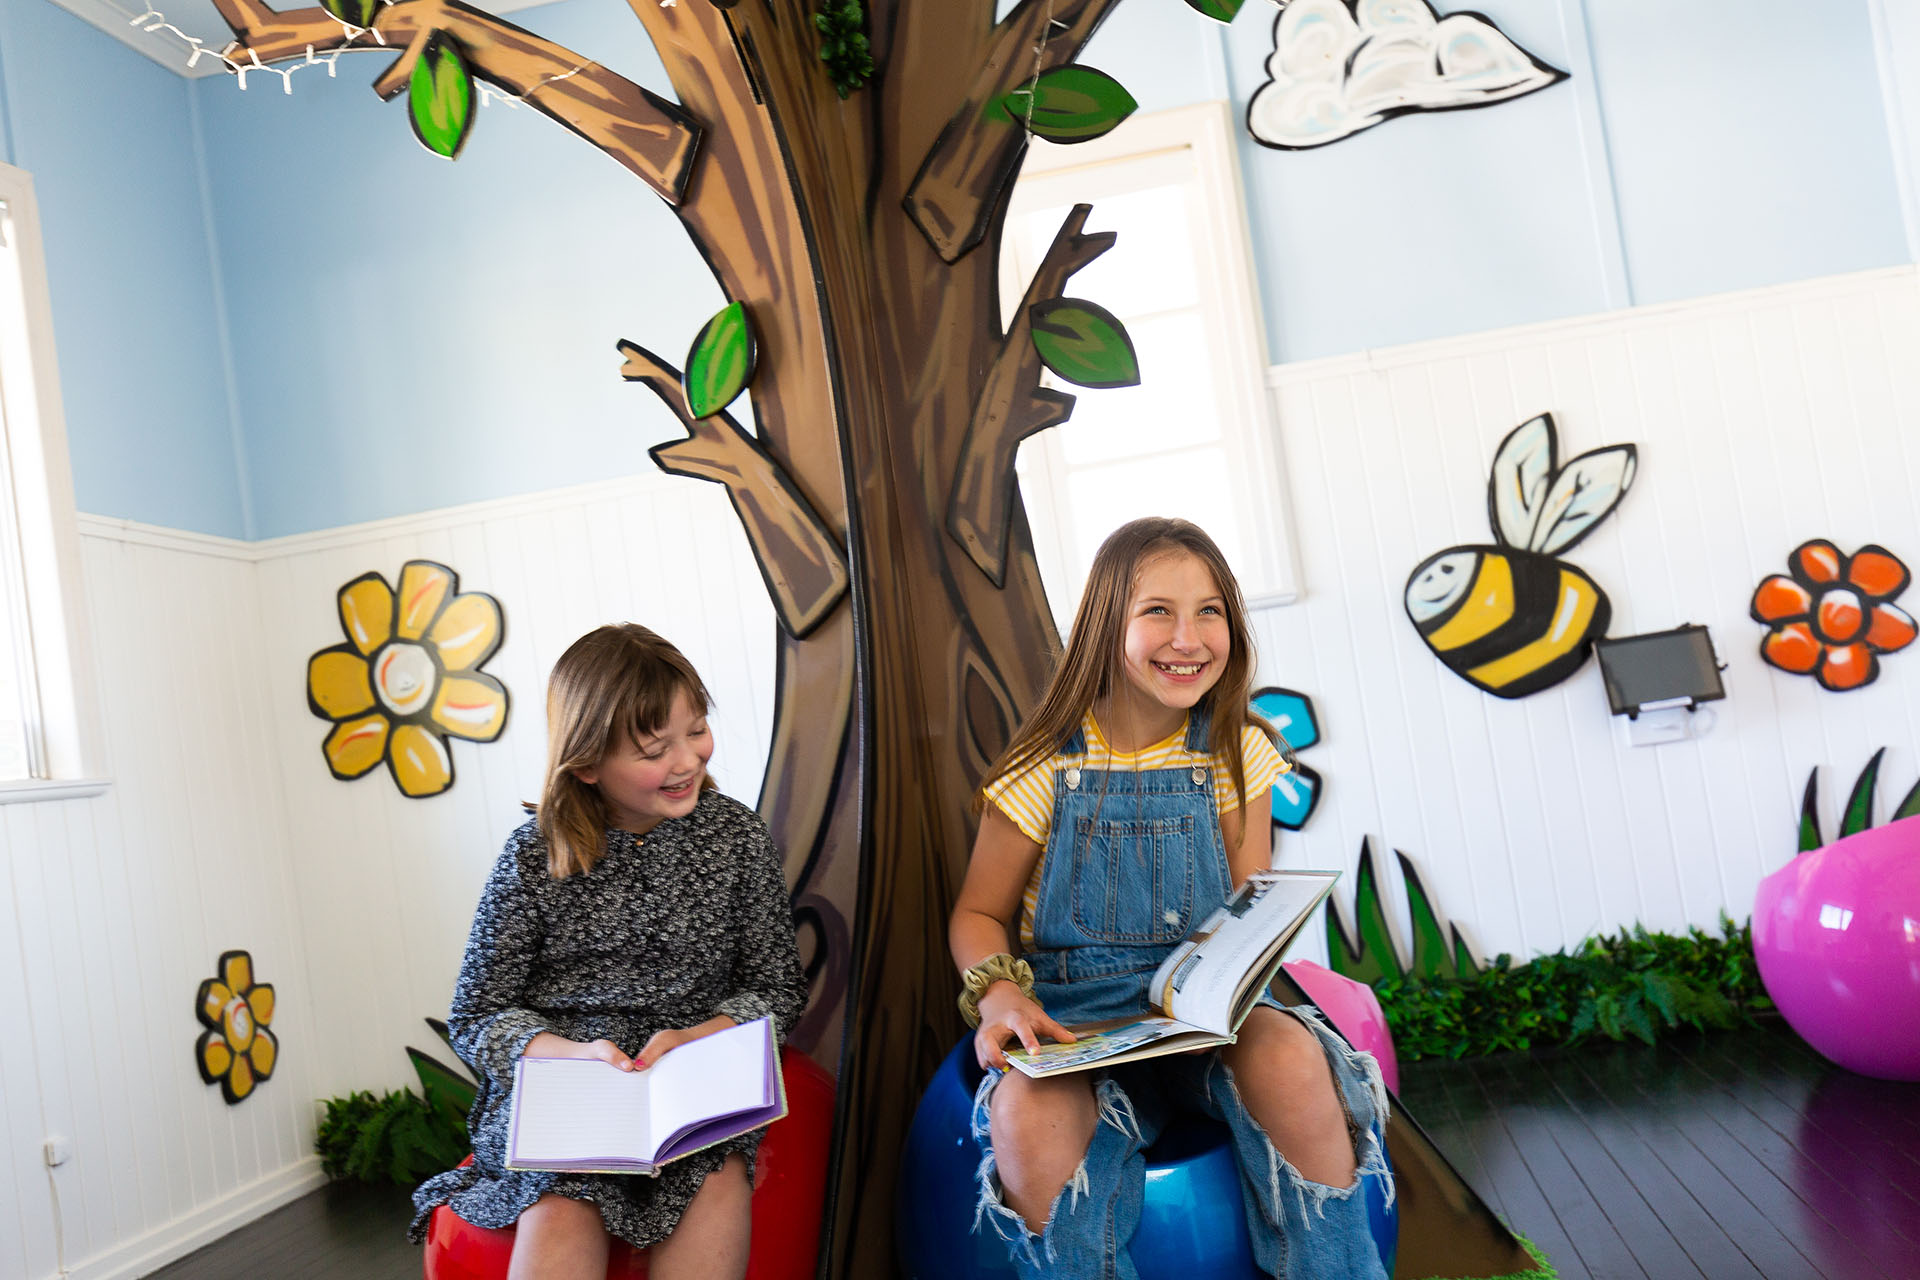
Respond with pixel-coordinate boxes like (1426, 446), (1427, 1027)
(947, 204), (1113, 584)
(619, 342), (850, 638)
(902, 0), (1122, 263)
(210, 0), (701, 204)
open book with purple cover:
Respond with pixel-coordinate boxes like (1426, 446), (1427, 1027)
(505, 1017), (785, 1175)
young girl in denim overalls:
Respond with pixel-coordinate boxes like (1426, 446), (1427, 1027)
(950, 518), (1392, 1280)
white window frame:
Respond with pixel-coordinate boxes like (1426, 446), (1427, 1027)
(1003, 100), (1303, 611)
(0, 162), (106, 801)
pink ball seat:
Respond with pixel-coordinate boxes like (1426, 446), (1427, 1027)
(423, 1047), (835, 1279)
(1754, 814), (1920, 1081)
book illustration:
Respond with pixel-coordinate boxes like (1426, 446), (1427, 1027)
(506, 1017), (784, 1175)
(1006, 869), (1339, 1078)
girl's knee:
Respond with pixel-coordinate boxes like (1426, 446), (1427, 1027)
(516, 1192), (609, 1246)
(987, 1072), (1097, 1149)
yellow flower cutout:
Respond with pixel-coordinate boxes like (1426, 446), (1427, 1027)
(307, 560), (509, 798)
(195, 950), (277, 1105)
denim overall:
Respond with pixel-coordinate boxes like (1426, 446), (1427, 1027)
(971, 708), (1392, 1280)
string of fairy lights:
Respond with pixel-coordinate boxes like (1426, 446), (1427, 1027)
(123, 2), (590, 107)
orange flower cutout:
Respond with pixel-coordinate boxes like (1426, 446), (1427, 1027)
(1751, 540), (1915, 691)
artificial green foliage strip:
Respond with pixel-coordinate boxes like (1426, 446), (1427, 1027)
(1841, 746), (1885, 837)
(1374, 916), (1772, 1062)
(316, 1089), (469, 1185)
(814, 1), (873, 99)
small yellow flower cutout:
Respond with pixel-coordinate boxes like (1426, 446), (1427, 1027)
(306, 560), (509, 798)
(195, 950), (277, 1105)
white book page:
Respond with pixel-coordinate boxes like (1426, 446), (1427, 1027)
(1154, 870), (1338, 1033)
(645, 1019), (772, 1155)
(512, 1058), (652, 1164)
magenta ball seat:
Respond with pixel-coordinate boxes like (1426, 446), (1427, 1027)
(1753, 814), (1920, 1081)
(1281, 960), (1400, 1095)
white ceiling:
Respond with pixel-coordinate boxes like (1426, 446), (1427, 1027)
(44, 0), (552, 78)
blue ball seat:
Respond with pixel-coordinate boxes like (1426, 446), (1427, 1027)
(895, 1038), (1396, 1279)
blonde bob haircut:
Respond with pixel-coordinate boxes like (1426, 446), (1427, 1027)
(981, 517), (1265, 840)
(539, 623), (715, 879)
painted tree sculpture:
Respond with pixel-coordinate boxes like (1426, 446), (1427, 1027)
(211, 2), (1529, 1275)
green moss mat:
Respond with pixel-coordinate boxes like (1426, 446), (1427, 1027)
(1413, 1233), (1557, 1280)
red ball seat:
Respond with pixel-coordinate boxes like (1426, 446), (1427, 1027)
(424, 1047), (834, 1280)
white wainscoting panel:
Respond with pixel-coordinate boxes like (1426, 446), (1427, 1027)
(1257, 265), (1920, 968)
(0, 535), (326, 1280)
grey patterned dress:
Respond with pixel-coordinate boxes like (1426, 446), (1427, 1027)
(409, 788), (809, 1248)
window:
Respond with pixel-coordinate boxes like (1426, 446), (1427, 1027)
(0, 162), (104, 796)
(1002, 101), (1300, 629)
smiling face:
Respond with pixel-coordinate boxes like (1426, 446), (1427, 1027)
(1104, 550), (1232, 746)
(1406, 549), (1480, 624)
(572, 687), (713, 836)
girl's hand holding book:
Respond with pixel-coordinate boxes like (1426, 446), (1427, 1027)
(522, 1032), (637, 1072)
(974, 986), (1077, 1071)
(636, 1014), (738, 1069)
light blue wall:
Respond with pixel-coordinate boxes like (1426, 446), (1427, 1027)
(1584, 0), (1908, 306)
(192, 0), (723, 539)
(8, 0), (1916, 536)
(0, 1), (248, 537)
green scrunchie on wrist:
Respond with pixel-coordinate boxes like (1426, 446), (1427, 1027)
(957, 952), (1036, 1029)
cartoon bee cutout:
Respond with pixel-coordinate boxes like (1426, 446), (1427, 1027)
(1405, 413), (1636, 698)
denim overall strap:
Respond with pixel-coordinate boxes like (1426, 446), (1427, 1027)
(1024, 709), (1233, 1025)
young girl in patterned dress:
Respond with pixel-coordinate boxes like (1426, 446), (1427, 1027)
(411, 624), (808, 1279)
(949, 518), (1392, 1280)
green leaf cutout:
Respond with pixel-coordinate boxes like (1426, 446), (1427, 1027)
(1028, 298), (1140, 390)
(1181, 0), (1245, 21)
(320, 0), (378, 26)
(682, 301), (758, 419)
(1000, 66), (1138, 144)
(406, 1046), (476, 1120)
(1450, 926), (1481, 978)
(408, 34), (474, 161)
(1894, 773), (1920, 822)
(1399, 850), (1457, 980)
(1798, 769), (1822, 853)
(1841, 746), (1884, 837)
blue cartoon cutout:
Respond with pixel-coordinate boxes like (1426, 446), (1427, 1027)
(1252, 686), (1322, 830)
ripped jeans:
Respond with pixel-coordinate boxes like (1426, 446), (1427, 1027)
(970, 1007), (1392, 1280)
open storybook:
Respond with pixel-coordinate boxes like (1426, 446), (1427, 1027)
(505, 1016), (785, 1175)
(1004, 869), (1340, 1079)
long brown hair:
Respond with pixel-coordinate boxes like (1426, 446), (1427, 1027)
(539, 623), (715, 879)
(982, 518), (1264, 835)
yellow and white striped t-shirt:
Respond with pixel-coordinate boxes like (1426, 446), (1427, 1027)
(984, 712), (1286, 949)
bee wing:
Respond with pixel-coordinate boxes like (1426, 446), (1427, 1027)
(1529, 444), (1638, 555)
(1486, 414), (1557, 548)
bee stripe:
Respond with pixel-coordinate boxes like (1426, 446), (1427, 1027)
(1424, 555), (1514, 651)
(1466, 569), (1598, 690)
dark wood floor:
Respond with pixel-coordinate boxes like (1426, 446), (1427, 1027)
(1396, 1017), (1920, 1280)
(148, 1017), (1920, 1279)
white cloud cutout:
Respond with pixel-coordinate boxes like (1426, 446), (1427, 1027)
(1247, 0), (1566, 149)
